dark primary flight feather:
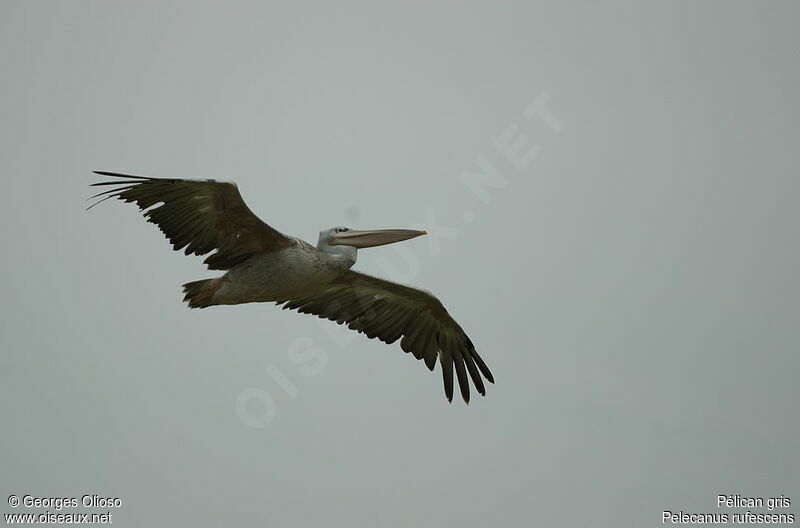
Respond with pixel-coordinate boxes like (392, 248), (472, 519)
(89, 171), (292, 269)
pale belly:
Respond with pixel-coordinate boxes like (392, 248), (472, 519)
(211, 245), (349, 305)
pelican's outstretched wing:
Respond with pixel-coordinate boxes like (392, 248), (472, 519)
(279, 270), (494, 403)
(90, 171), (293, 269)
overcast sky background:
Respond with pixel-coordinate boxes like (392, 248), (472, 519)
(1, 1), (798, 526)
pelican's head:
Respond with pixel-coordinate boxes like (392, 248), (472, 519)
(317, 226), (427, 263)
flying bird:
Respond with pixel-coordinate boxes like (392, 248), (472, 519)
(89, 171), (494, 402)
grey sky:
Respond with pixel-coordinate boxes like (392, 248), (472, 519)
(1, 1), (798, 526)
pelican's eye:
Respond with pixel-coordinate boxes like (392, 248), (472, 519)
(336, 227), (348, 233)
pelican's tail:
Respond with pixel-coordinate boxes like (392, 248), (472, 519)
(182, 278), (219, 308)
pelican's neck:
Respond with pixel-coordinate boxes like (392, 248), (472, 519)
(317, 242), (357, 269)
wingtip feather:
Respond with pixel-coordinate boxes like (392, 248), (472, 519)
(92, 170), (150, 179)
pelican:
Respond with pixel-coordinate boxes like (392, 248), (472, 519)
(89, 171), (494, 402)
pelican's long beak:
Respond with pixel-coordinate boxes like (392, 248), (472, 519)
(330, 228), (427, 248)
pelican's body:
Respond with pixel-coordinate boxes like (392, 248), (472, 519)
(90, 171), (494, 403)
(190, 239), (348, 306)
